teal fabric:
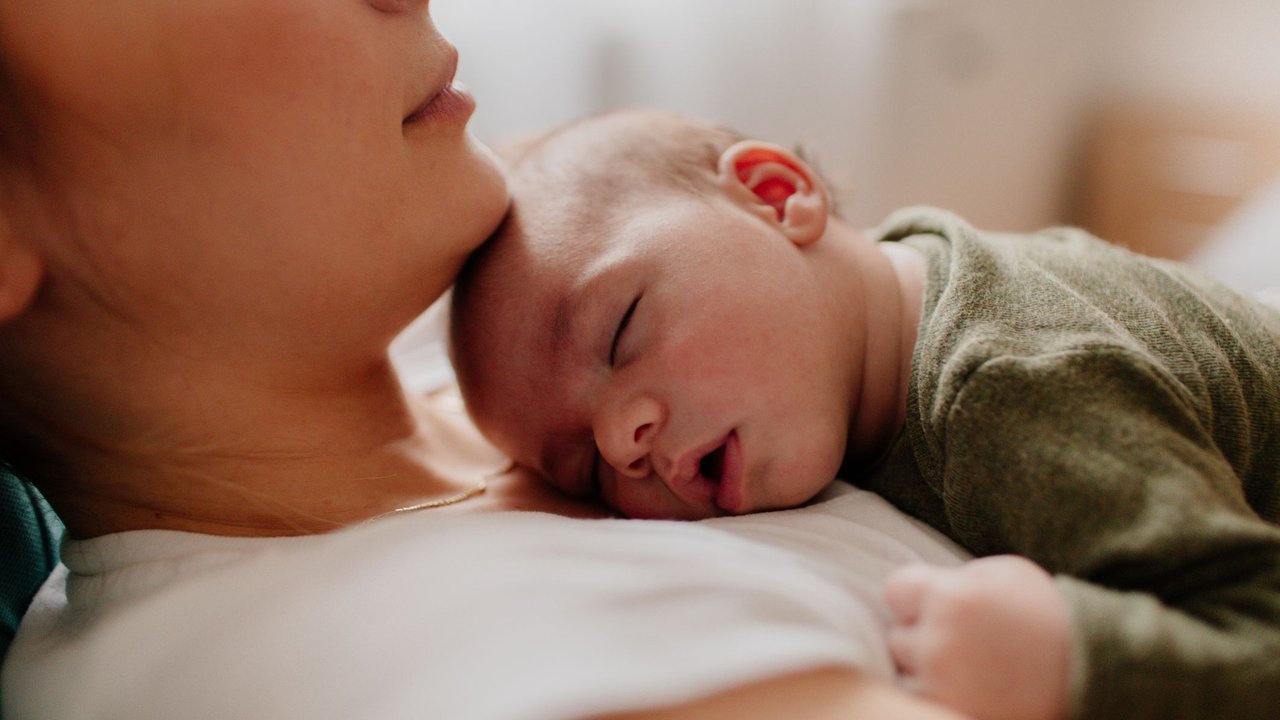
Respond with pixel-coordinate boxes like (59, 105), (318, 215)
(1, 467), (64, 713)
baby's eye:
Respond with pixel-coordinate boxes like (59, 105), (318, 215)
(609, 295), (641, 367)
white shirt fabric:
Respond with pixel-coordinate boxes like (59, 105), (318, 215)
(3, 483), (966, 720)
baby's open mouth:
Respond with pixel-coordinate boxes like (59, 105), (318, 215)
(668, 432), (740, 512)
(698, 442), (728, 484)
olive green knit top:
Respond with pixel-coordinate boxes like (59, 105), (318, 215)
(861, 208), (1280, 720)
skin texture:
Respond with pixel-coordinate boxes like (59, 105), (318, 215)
(0, 6), (979, 718)
(455, 123), (924, 521)
(885, 556), (1072, 720)
(0, 5), (977, 717)
(453, 112), (1074, 720)
(0, 0), (512, 536)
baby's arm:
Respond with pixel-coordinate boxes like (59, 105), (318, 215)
(884, 556), (1071, 720)
(929, 351), (1280, 720)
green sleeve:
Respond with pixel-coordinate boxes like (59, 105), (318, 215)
(937, 346), (1280, 720)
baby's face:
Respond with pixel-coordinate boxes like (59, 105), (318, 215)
(457, 191), (854, 519)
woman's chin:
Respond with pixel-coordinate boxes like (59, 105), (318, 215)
(465, 136), (512, 238)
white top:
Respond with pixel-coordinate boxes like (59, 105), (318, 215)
(3, 483), (966, 720)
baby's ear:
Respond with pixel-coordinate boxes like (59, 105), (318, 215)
(0, 214), (42, 324)
(715, 141), (828, 247)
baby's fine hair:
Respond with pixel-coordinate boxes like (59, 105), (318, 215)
(494, 109), (839, 219)
(499, 108), (750, 206)
(448, 109), (836, 394)
(447, 110), (745, 403)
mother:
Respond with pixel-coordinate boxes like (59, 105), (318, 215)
(0, 2), (962, 718)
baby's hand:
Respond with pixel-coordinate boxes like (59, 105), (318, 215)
(884, 556), (1072, 720)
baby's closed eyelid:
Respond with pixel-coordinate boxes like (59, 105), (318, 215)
(609, 294), (642, 368)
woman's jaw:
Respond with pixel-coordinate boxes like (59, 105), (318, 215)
(0, 0), (513, 537)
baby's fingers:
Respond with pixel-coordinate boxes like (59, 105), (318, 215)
(887, 622), (923, 677)
(884, 563), (948, 624)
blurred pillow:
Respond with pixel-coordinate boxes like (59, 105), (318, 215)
(1185, 177), (1280, 293)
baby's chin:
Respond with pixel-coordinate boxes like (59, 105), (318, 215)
(613, 504), (721, 522)
(740, 470), (844, 516)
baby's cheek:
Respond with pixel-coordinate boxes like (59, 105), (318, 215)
(659, 339), (744, 407)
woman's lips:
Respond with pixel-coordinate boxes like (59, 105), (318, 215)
(403, 48), (475, 126)
(403, 80), (475, 126)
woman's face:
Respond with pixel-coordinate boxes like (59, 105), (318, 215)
(0, 0), (506, 357)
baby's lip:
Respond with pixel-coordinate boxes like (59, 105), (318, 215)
(665, 432), (733, 508)
(713, 431), (745, 514)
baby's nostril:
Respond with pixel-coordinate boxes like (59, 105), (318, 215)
(634, 422), (652, 444)
(628, 457), (646, 473)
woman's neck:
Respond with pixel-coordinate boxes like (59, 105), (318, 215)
(44, 356), (513, 538)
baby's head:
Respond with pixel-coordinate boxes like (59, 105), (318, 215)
(451, 110), (860, 519)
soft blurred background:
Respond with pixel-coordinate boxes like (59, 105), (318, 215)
(433, 0), (1280, 292)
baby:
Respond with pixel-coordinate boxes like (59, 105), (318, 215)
(449, 110), (1280, 720)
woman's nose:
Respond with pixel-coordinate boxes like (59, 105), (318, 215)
(595, 395), (664, 480)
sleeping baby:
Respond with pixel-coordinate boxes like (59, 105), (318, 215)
(448, 109), (1280, 720)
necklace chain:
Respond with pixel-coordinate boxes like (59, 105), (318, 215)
(360, 479), (488, 525)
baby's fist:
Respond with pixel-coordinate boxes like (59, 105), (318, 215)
(884, 556), (1072, 720)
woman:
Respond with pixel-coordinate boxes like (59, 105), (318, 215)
(0, 2), (964, 718)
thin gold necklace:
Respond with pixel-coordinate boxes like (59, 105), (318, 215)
(360, 479), (488, 525)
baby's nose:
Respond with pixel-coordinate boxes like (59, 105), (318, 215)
(595, 395), (664, 480)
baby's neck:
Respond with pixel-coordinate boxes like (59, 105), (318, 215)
(837, 229), (927, 463)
